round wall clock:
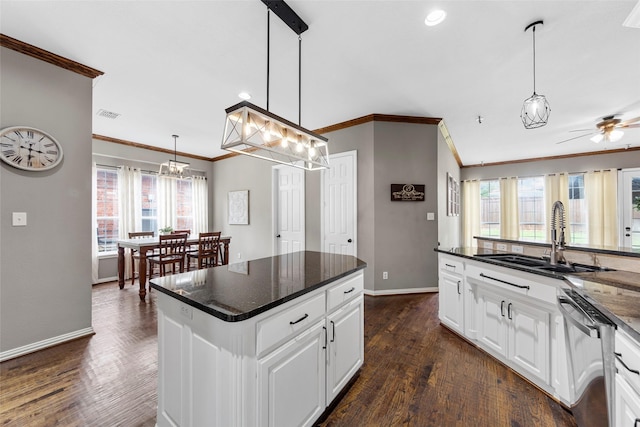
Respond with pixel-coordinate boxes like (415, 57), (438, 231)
(0, 126), (63, 171)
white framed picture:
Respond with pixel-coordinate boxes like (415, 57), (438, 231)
(228, 190), (249, 225)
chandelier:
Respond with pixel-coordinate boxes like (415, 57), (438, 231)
(221, 0), (329, 171)
(158, 134), (191, 179)
(521, 20), (550, 129)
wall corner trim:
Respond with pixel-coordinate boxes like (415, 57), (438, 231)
(1, 33), (104, 79)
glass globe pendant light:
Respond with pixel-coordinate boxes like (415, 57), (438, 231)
(521, 20), (550, 129)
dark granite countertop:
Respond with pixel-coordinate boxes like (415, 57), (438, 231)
(436, 247), (640, 340)
(474, 236), (640, 258)
(150, 251), (367, 322)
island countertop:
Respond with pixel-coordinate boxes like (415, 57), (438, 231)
(150, 250), (367, 322)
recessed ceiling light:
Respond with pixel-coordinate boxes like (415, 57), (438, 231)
(425, 10), (446, 26)
(238, 92), (251, 100)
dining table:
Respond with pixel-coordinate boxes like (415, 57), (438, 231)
(117, 235), (231, 300)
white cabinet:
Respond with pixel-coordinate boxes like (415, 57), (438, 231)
(438, 256), (465, 335)
(475, 281), (549, 384)
(615, 329), (640, 426)
(257, 321), (326, 427)
(326, 296), (364, 403)
(155, 269), (364, 427)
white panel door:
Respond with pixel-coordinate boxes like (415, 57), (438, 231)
(322, 151), (357, 256)
(508, 300), (549, 384)
(274, 165), (305, 255)
(620, 168), (640, 249)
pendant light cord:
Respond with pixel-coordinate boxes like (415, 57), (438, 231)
(267, 9), (270, 111)
(298, 35), (302, 126)
(532, 24), (537, 94)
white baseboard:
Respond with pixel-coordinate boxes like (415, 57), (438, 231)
(0, 327), (95, 362)
(364, 286), (439, 296)
(94, 276), (118, 284)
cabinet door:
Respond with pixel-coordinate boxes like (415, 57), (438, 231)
(616, 374), (640, 427)
(476, 285), (508, 357)
(257, 321), (326, 427)
(508, 300), (550, 384)
(327, 296), (364, 403)
(439, 269), (464, 335)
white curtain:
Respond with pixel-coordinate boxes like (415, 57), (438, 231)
(585, 169), (618, 247)
(158, 175), (177, 231)
(500, 177), (519, 240)
(118, 166), (142, 279)
(91, 162), (99, 284)
(462, 180), (480, 248)
(192, 176), (209, 235)
(544, 173), (570, 242)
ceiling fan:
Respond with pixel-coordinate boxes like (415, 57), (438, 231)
(556, 115), (640, 145)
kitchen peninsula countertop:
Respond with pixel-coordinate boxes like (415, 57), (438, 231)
(150, 250), (367, 322)
(436, 246), (640, 341)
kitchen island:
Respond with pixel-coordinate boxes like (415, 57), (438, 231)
(150, 251), (366, 427)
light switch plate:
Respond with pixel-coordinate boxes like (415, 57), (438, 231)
(427, 212), (435, 220)
(512, 245), (524, 254)
(496, 243), (508, 251)
(12, 212), (27, 226)
(483, 242), (493, 250)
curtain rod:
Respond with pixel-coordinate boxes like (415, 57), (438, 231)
(463, 168), (621, 182)
(95, 163), (206, 179)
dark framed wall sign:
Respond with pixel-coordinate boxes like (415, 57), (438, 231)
(391, 184), (425, 201)
(447, 173), (460, 216)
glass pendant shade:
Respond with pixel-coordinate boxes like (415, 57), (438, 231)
(221, 101), (329, 171)
(590, 129), (624, 144)
(159, 135), (192, 179)
(521, 93), (551, 129)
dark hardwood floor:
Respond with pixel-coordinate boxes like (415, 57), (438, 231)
(0, 282), (577, 427)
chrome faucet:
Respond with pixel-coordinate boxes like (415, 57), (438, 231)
(550, 200), (566, 265)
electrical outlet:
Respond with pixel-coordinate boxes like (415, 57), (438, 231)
(483, 242), (493, 250)
(512, 245), (524, 254)
(383, 272), (388, 280)
(180, 304), (193, 320)
(496, 243), (508, 251)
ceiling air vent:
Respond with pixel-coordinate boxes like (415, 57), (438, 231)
(97, 109), (121, 119)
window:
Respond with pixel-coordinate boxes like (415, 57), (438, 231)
(518, 176), (545, 241)
(141, 173), (157, 233)
(568, 174), (588, 244)
(176, 179), (193, 231)
(96, 168), (119, 252)
(480, 180), (500, 237)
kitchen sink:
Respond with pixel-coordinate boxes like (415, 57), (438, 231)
(474, 253), (614, 274)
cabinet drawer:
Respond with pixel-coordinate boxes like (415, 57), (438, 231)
(257, 293), (326, 356)
(616, 330), (640, 396)
(439, 257), (464, 275)
(466, 263), (557, 305)
(327, 273), (364, 312)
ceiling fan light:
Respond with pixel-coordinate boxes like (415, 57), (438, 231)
(590, 133), (604, 144)
(425, 10), (446, 26)
(609, 129), (624, 142)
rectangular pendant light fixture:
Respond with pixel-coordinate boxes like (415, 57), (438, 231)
(221, 101), (329, 171)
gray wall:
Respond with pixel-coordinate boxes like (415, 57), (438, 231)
(438, 129), (462, 249)
(212, 154), (275, 262)
(92, 138), (216, 281)
(461, 150), (640, 181)
(1, 47), (93, 354)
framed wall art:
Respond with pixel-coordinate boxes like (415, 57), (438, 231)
(228, 190), (249, 225)
(447, 173), (460, 216)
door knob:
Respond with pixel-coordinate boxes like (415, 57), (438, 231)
(276, 234), (281, 238)
(347, 239), (352, 243)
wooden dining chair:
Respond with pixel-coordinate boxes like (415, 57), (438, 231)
(128, 231), (155, 285)
(172, 229), (196, 253)
(148, 233), (188, 278)
(187, 232), (221, 271)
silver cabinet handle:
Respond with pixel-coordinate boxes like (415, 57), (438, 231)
(557, 296), (600, 338)
(480, 273), (530, 290)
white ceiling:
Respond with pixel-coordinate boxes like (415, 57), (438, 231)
(1, 0), (639, 166)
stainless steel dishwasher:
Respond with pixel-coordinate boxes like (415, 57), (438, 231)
(558, 288), (616, 427)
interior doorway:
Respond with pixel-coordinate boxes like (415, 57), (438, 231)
(619, 167), (640, 249)
(321, 150), (357, 256)
(272, 164), (305, 255)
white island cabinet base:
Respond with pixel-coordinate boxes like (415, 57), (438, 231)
(155, 270), (364, 427)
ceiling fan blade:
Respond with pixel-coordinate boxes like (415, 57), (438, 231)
(620, 116), (640, 127)
(556, 131), (596, 145)
(622, 123), (640, 129)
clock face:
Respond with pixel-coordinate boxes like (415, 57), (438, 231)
(0, 126), (63, 171)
